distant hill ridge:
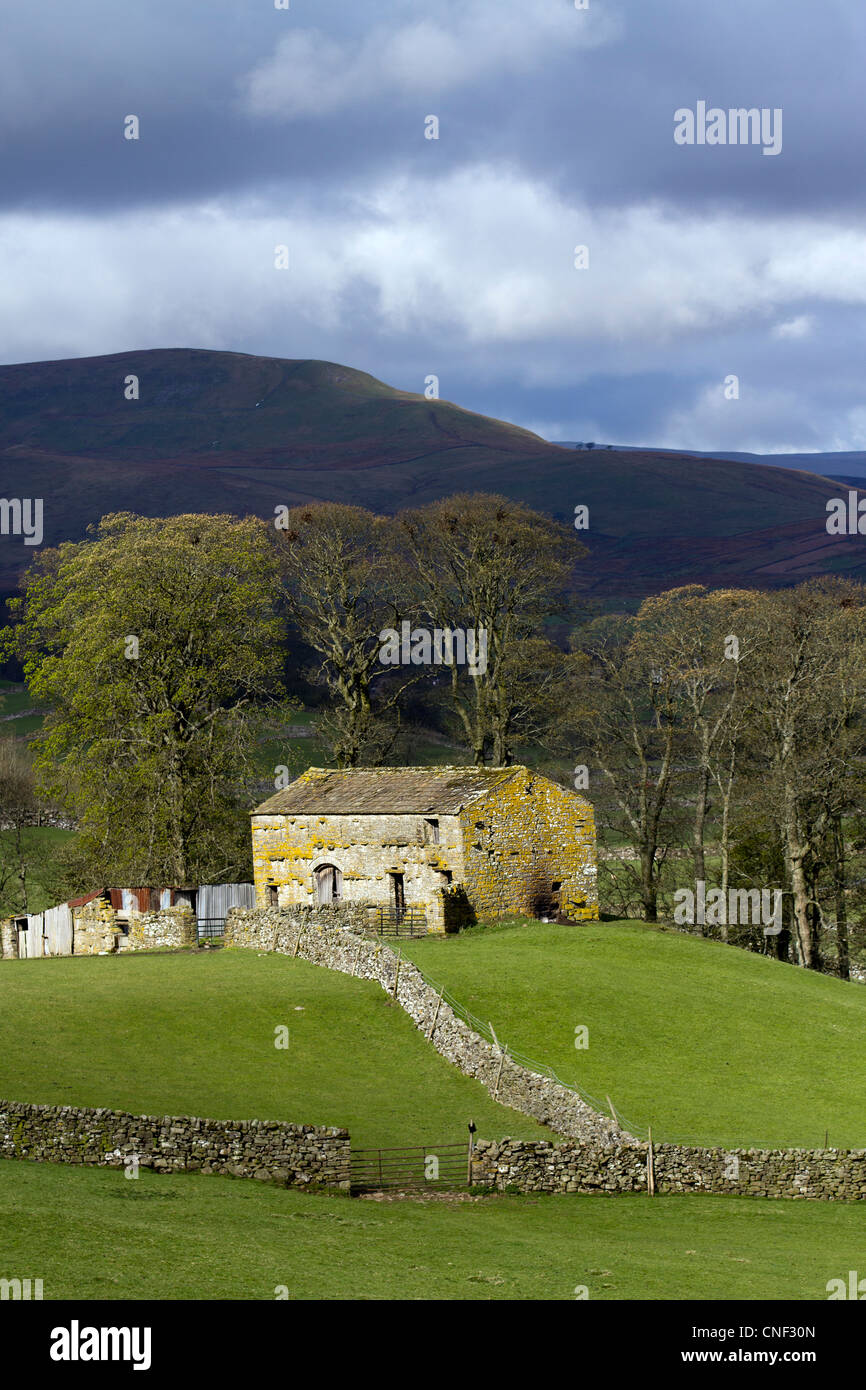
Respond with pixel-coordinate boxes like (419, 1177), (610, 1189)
(557, 441), (866, 479)
(1, 347), (863, 598)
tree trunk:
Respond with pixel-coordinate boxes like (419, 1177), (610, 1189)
(692, 753), (709, 886)
(640, 846), (658, 922)
(831, 815), (850, 981)
(784, 812), (812, 968)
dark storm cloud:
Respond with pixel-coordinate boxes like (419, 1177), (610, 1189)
(2, 0), (863, 216)
(0, 0), (864, 452)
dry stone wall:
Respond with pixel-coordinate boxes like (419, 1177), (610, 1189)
(471, 1138), (866, 1201)
(124, 906), (197, 952)
(225, 907), (866, 1203)
(225, 905), (621, 1146)
(0, 1098), (350, 1189)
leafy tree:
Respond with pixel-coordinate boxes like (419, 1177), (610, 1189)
(1, 513), (285, 887)
(635, 586), (760, 887)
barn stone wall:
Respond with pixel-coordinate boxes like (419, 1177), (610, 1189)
(71, 897), (123, 955)
(252, 766), (598, 927)
(459, 772), (598, 921)
(0, 918), (17, 960)
(251, 808), (463, 930)
(124, 906), (197, 952)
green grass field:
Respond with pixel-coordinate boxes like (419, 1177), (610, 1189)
(1, 1159), (862, 1301)
(2, 927), (866, 1302)
(0, 950), (548, 1149)
(402, 919), (866, 1150)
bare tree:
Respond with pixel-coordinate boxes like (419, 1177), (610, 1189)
(274, 504), (411, 767)
(399, 494), (581, 765)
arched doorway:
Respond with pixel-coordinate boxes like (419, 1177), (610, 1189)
(314, 864), (343, 906)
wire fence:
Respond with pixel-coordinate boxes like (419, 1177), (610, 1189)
(392, 944), (651, 1142)
(390, 945), (841, 1151)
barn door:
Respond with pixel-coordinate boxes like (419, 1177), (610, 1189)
(315, 865), (342, 905)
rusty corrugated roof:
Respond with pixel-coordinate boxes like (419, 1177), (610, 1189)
(66, 890), (105, 909)
(253, 766), (523, 816)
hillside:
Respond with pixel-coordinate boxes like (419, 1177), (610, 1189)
(0, 949), (547, 1149)
(402, 920), (866, 1150)
(2, 348), (864, 598)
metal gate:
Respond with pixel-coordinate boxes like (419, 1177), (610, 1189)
(350, 1141), (471, 1192)
(369, 907), (428, 937)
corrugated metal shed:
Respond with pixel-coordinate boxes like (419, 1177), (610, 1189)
(197, 883), (255, 924)
(254, 766), (520, 817)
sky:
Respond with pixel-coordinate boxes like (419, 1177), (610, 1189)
(1, 0), (865, 452)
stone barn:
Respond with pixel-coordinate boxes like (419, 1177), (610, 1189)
(251, 765), (598, 933)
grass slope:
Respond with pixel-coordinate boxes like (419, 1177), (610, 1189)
(402, 920), (866, 1150)
(1, 1159), (861, 1300)
(0, 950), (548, 1149)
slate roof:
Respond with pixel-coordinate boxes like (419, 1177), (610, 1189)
(253, 766), (523, 816)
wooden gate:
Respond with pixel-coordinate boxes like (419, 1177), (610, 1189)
(350, 1141), (471, 1192)
(44, 904), (73, 956)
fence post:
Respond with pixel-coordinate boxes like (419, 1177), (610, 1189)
(428, 991), (443, 1040)
(606, 1094), (620, 1131)
(352, 941), (363, 978)
(392, 952), (401, 999)
(467, 1120), (476, 1185)
(493, 1046), (506, 1101)
(647, 1125), (656, 1196)
(292, 924), (305, 958)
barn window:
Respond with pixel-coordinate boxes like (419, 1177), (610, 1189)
(266, 884), (279, 907)
(424, 818), (440, 844)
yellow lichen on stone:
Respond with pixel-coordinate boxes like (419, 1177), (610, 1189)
(249, 765), (598, 930)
